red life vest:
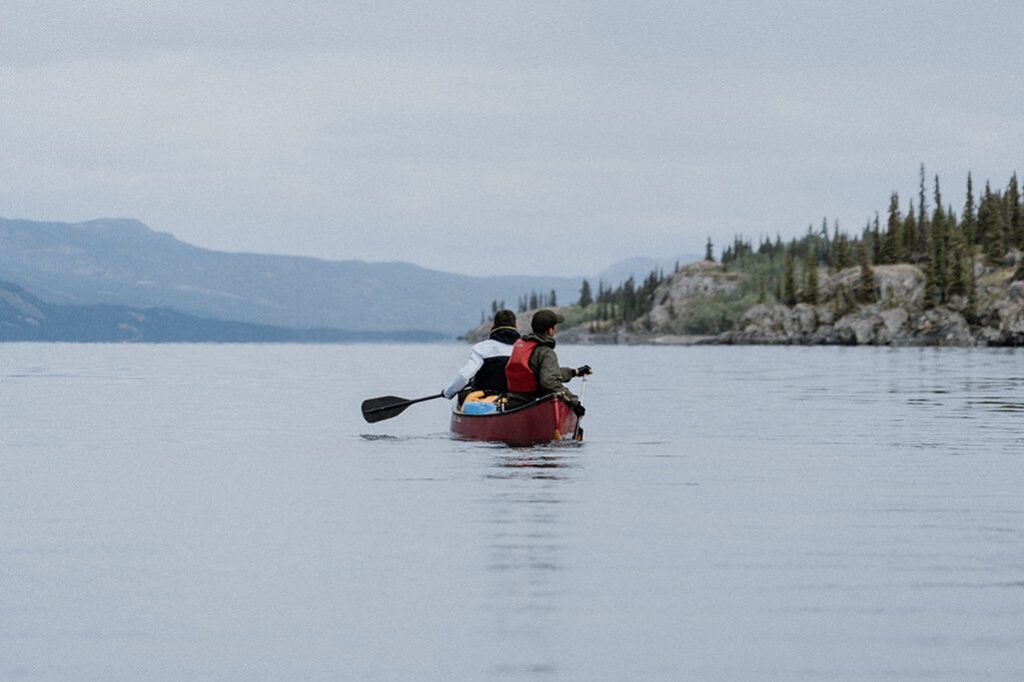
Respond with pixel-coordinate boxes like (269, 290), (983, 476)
(505, 339), (539, 393)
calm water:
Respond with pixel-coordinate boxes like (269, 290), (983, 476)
(1, 343), (1022, 681)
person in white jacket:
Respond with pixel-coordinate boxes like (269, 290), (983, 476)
(443, 309), (520, 403)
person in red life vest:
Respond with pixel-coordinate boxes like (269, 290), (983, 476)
(505, 309), (591, 414)
(443, 309), (521, 404)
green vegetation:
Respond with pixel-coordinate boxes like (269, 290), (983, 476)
(646, 169), (1019, 313)
(682, 291), (760, 334)
(509, 167), (1024, 337)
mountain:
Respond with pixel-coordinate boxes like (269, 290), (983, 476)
(0, 281), (444, 343)
(0, 217), (581, 336)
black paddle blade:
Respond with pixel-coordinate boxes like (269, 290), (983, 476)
(361, 395), (412, 423)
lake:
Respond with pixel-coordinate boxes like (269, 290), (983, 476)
(1, 343), (1022, 680)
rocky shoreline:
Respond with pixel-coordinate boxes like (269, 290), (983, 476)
(466, 259), (1024, 347)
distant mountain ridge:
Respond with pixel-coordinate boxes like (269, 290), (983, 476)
(0, 217), (582, 336)
(0, 280), (444, 343)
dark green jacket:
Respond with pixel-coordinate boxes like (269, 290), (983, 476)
(507, 332), (578, 406)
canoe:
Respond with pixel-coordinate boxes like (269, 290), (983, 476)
(450, 394), (581, 445)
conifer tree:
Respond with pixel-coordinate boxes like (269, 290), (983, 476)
(1008, 173), (1023, 249)
(857, 240), (879, 304)
(834, 232), (853, 271)
(976, 182), (993, 249)
(578, 279), (593, 307)
(828, 222), (840, 271)
(783, 250), (798, 306)
(884, 192), (903, 264)
(931, 192), (949, 302)
(705, 237), (715, 262)
(916, 164), (930, 256)
(871, 214), (883, 265)
(903, 200), (918, 259)
(947, 226), (968, 299)
(963, 172), (976, 246)
(622, 277), (636, 320)
(983, 187), (1007, 264)
(802, 250), (820, 304)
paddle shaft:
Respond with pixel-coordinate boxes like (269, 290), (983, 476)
(361, 392), (445, 423)
(573, 376), (587, 440)
(364, 393), (442, 414)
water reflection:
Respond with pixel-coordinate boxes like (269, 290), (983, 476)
(478, 451), (577, 677)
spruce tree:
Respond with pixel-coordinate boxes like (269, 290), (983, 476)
(948, 226), (968, 298)
(783, 250), (798, 306)
(976, 183), (993, 249)
(578, 279), (593, 307)
(884, 192), (903, 263)
(916, 164), (929, 256)
(931, 198), (949, 302)
(963, 172), (976, 247)
(803, 250), (820, 304)
(871, 214), (883, 265)
(1008, 173), (1023, 249)
(705, 237), (715, 262)
(857, 240), (879, 304)
(983, 187), (1006, 264)
(903, 200), (918, 259)
(622, 278), (636, 320)
(834, 232), (853, 271)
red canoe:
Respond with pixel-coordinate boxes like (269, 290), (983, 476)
(450, 394), (581, 445)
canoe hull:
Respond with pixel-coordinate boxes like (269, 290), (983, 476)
(450, 395), (579, 445)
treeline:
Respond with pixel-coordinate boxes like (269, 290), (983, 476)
(503, 167), (1023, 332)
(505, 272), (667, 327)
(720, 166), (1023, 309)
(577, 270), (665, 325)
(515, 289), (558, 312)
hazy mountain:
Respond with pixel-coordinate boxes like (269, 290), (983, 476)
(0, 217), (581, 336)
(0, 280), (444, 343)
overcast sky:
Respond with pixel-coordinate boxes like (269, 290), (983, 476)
(2, 1), (1022, 276)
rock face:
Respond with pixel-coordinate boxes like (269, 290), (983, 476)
(640, 261), (742, 335)
(715, 263), (1023, 346)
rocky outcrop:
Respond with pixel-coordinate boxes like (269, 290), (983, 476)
(637, 261), (742, 335)
(461, 260), (1024, 347)
(715, 263), (1023, 346)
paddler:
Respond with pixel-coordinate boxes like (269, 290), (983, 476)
(443, 309), (521, 404)
(505, 309), (591, 414)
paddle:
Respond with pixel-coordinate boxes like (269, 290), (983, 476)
(361, 392), (444, 423)
(573, 376), (588, 441)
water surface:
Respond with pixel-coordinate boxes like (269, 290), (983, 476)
(1, 344), (1022, 680)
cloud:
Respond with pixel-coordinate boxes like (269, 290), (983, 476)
(2, 2), (1023, 275)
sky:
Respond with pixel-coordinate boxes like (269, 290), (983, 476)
(2, 1), (1023, 277)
